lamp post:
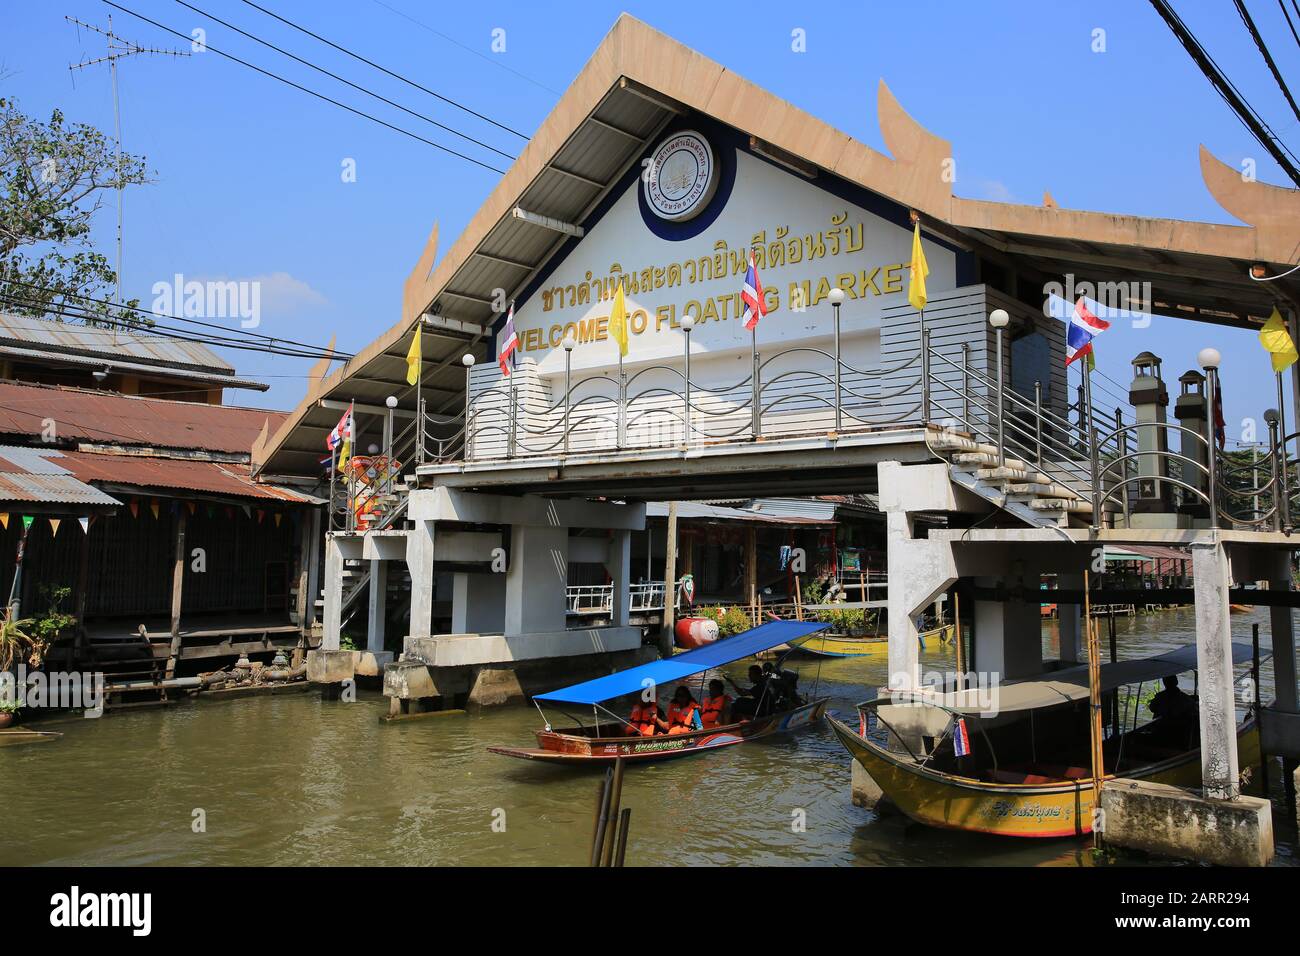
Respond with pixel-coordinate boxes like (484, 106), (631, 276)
(562, 333), (576, 455)
(1265, 409), (1284, 531)
(680, 315), (695, 446)
(989, 309), (1009, 470)
(829, 287), (845, 434)
(383, 394), (397, 459)
(461, 353), (476, 461)
(1199, 347), (1222, 530)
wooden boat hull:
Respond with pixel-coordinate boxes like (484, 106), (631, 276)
(790, 624), (954, 659)
(828, 715), (1261, 838)
(489, 698), (828, 765)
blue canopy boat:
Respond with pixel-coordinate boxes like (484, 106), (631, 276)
(488, 620), (833, 765)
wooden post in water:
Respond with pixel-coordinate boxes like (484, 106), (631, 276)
(953, 591), (964, 691)
(745, 527), (757, 623)
(1108, 608), (1119, 738)
(1084, 570), (1105, 848)
(660, 502), (678, 657)
(1253, 622), (1269, 792)
(600, 757), (626, 867)
(165, 508), (187, 680)
(590, 767), (614, 867)
(794, 575), (803, 622)
(614, 807), (632, 866)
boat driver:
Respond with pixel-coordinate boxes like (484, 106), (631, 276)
(1147, 675), (1198, 747)
(726, 665), (772, 721)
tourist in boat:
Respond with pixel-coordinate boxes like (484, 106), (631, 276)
(700, 679), (731, 728)
(1147, 675), (1198, 747)
(726, 665), (773, 720)
(657, 686), (703, 735)
(627, 695), (662, 736)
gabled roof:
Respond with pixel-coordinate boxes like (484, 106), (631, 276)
(0, 312), (268, 391)
(253, 13), (1300, 477)
(0, 445), (121, 511)
(0, 380), (285, 456)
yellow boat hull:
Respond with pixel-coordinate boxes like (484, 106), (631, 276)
(829, 716), (1261, 838)
(792, 624), (954, 658)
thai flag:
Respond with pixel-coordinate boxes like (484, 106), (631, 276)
(741, 249), (765, 331)
(953, 717), (972, 757)
(1064, 297), (1110, 366)
(325, 402), (352, 451)
(498, 301), (519, 376)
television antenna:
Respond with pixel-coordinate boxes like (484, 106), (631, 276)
(65, 15), (189, 311)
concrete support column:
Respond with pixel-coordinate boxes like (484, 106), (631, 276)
(1192, 541), (1240, 800)
(451, 572), (506, 633)
(606, 529), (632, 628)
(504, 524), (569, 636)
(322, 534), (346, 651)
(885, 511), (920, 691)
(1057, 572), (1083, 665)
(367, 559), (388, 652)
(1268, 555), (1298, 714)
(406, 519), (436, 640)
(972, 578), (1042, 681)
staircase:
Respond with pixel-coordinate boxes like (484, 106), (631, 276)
(928, 429), (1104, 530)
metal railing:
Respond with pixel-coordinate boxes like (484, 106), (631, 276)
(567, 582), (668, 615)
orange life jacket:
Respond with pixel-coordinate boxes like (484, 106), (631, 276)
(667, 701), (699, 730)
(630, 701), (658, 736)
(700, 693), (730, 728)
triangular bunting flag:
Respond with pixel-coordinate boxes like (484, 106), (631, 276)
(49, 517), (60, 536)
(256, 509), (265, 524)
(0, 513), (8, 530)
(78, 516), (89, 535)
(186, 501), (197, 515)
(21, 515), (33, 531)
(274, 513), (282, 527)
(130, 498), (139, 519)
(150, 498), (161, 520)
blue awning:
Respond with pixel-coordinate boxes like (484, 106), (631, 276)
(534, 619), (833, 706)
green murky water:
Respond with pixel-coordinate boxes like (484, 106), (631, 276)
(5, 607), (1297, 866)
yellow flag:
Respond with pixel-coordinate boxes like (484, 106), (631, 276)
(907, 221), (929, 312)
(405, 322), (422, 386)
(1259, 307), (1297, 373)
(337, 437), (351, 474)
(0, 513), (7, 530)
(609, 283), (629, 358)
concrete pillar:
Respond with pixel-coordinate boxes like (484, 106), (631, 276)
(973, 578), (1042, 681)
(451, 572), (506, 633)
(406, 519), (435, 640)
(1191, 541), (1240, 800)
(886, 512), (921, 691)
(1268, 558), (1298, 714)
(367, 559), (387, 652)
(606, 529), (632, 628)
(504, 524), (569, 636)
(1057, 572), (1083, 665)
(322, 534), (346, 651)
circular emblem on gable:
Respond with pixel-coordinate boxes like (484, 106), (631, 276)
(643, 130), (718, 222)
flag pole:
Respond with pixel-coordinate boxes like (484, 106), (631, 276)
(415, 317), (423, 464)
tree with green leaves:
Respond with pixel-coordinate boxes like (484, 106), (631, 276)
(0, 94), (151, 326)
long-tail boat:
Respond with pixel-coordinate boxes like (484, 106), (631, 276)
(488, 620), (832, 765)
(789, 623), (954, 659)
(828, 643), (1261, 837)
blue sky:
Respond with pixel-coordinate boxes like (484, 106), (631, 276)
(4, 0), (1299, 440)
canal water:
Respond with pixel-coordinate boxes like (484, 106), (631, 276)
(5, 607), (1297, 866)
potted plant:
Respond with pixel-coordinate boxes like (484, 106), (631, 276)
(0, 697), (18, 729)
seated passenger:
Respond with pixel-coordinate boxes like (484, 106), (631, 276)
(727, 665), (772, 721)
(658, 686), (702, 735)
(700, 679), (731, 728)
(628, 696), (661, 736)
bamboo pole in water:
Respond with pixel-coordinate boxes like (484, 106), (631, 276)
(1084, 570), (1105, 848)
(953, 590), (964, 691)
(600, 757), (626, 867)
(614, 807), (632, 866)
(590, 767), (614, 867)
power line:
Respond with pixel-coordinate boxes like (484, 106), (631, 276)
(239, 0), (532, 140)
(1148, 0), (1300, 186)
(1, 277), (349, 358)
(171, 0), (515, 161)
(1235, 0), (1300, 124)
(0, 293), (343, 361)
(1286, 0), (1300, 52)
(368, 0), (560, 98)
(100, 1), (507, 175)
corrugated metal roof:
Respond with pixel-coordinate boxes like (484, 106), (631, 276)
(55, 450), (321, 504)
(0, 312), (236, 374)
(0, 445), (122, 507)
(645, 500), (832, 525)
(0, 381), (286, 455)
(0, 344), (268, 391)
